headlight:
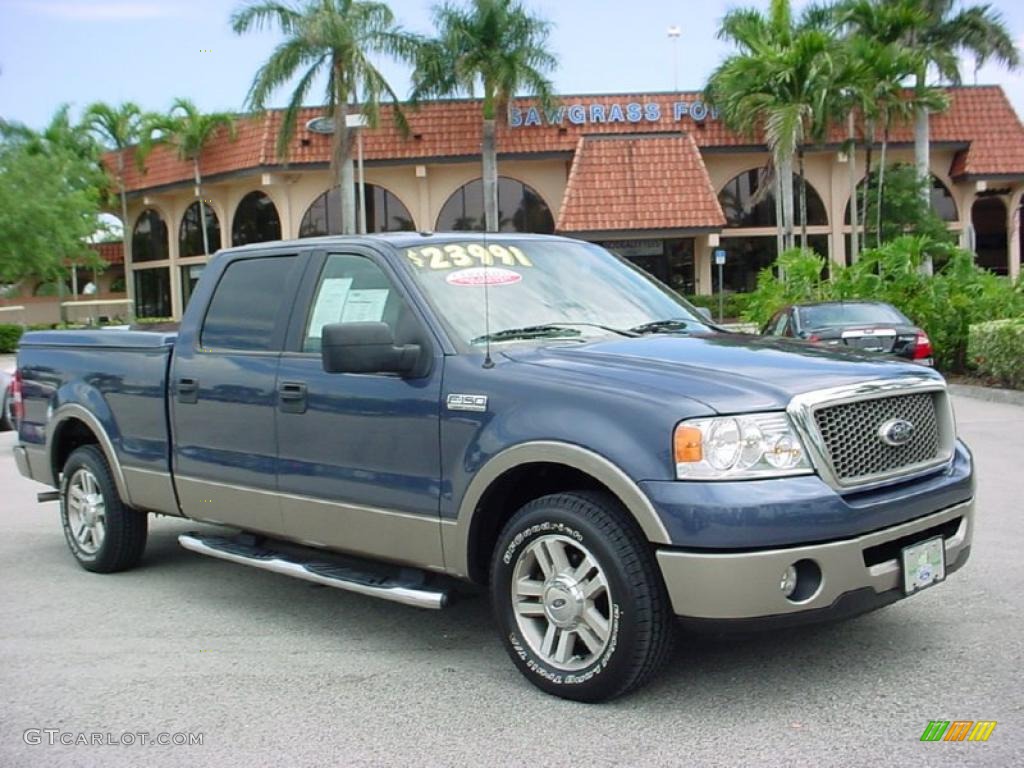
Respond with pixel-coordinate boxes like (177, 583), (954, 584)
(673, 413), (813, 480)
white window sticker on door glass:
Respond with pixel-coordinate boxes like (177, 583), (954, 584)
(340, 289), (389, 323)
(308, 277), (352, 338)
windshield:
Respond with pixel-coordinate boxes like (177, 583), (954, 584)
(397, 238), (710, 347)
(798, 303), (909, 329)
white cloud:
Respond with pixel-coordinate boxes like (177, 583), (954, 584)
(18, 1), (180, 21)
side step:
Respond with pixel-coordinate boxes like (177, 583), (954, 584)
(178, 532), (449, 610)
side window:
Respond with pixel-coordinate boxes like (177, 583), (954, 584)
(201, 256), (297, 351)
(303, 253), (411, 353)
(778, 311), (792, 337)
(766, 310), (787, 336)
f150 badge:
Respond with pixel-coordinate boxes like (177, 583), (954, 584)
(447, 394), (488, 412)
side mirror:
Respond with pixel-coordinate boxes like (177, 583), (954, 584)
(321, 322), (420, 376)
(696, 307), (713, 322)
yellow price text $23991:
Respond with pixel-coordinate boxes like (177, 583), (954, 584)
(405, 243), (533, 270)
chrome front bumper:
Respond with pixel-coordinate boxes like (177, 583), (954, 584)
(657, 498), (973, 620)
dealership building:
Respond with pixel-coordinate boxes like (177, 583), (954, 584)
(100, 86), (1024, 320)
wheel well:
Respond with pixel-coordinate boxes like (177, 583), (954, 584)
(51, 418), (100, 481)
(467, 462), (619, 584)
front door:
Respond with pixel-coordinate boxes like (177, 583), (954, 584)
(274, 248), (445, 567)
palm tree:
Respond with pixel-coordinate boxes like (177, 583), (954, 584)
(141, 99), (236, 256)
(706, 0), (839, 251)
(842, 0), (1019, 204)
(82, 102), (147, 306)
(411, 0), (556, 232)
(232, 0), (419, 235)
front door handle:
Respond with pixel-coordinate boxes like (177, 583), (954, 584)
(177, 377), (199, 404)
(278, 381), (307, 414)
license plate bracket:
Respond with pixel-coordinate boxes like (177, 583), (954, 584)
(901, 536), (946, 595)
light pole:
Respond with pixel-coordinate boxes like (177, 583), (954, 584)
(667, 25), (681, 92)
(345, 113), (369, 234)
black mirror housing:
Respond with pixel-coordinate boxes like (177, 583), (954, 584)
(321, 322), (420, 375)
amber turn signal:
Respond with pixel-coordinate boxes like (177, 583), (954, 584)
(673, 425), (703, 464)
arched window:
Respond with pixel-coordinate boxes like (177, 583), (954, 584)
(299, 184), (414, 237)
(232, 191), (281, 246)
(844, 173), (958, 224)
(132, 209), (169, 263)
(718, 169), (827, 228)
(435, 177), (554, 233)
(179, 201), (222, 257)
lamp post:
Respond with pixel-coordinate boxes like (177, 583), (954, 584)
(346, 113), (369, 235)
(667, 25), (681, 92)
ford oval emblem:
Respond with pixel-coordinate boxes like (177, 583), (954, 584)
(878, 418), (915, 447)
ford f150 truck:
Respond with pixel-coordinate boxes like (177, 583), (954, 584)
(11, 233), (974, 701)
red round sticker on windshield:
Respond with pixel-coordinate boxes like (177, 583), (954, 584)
(446, 267), (522, 286)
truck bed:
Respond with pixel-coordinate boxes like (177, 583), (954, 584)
(16, 329), (177, 487)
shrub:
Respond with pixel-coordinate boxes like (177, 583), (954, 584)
(968, 318), (1024, 389)
(0, 323), (24, 353)
(740, 236), (1024, 371)
(684, 292), (751, 321)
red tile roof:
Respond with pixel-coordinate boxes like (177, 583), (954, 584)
(106, 86), (1024, 193)
(89, 241), (123, 265)
(556, 133), (725, 233)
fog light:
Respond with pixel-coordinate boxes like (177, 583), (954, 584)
(780, 565), (798, 597)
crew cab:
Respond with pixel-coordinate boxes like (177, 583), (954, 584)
(11, 233), (975, 701)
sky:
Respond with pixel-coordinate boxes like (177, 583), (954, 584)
(1, 0), (1024, 131)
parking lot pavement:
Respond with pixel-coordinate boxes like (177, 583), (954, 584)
(1, 395), (1022, 768)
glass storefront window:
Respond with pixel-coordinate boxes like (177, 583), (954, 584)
(599, 238), (695, 294)
(299, 184), (415, 236)
(180, 201), (221, 257)
(232, 191), (282, 246)
(719, 170), (827, 228)
(717, 235), (828, 293)
(181, 264), (206, 310)
(436, 178), (554, 233)
(134, 267), (171, 319)
(132, 209), (169, 263)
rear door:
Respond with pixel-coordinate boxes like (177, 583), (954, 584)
(170, 251), (306, 534)
(273, 247), (445, 567)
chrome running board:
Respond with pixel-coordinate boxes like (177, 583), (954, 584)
(178, 532), (449, 610)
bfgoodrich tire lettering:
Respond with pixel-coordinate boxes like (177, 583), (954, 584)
(60, 445), (148, 573)
(490, 491), (674, 702)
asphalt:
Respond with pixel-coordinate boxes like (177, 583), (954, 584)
(0, 396), (1021, 767)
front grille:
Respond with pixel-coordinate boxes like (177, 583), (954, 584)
(813, 392), (941, 484)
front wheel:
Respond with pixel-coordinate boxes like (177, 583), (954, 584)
(490, 491), (675, 702)
(60, 445), (148, 573)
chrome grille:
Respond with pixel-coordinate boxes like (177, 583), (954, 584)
(813, 392), (941, 484)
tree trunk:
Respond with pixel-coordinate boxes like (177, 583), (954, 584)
(118, 151), (134, 319)
(194, 159), (211, 257)
(798, 147), (808, 250)
(914, 71), (931, 207)
(482, 118), (499, 232)
(847, 111), (859, 264)
(861, 123), (874, 248)
(773, 166), (784, 256)
(332, 63), (357, 236)
(779, 154), (795, 251)
(876, 123), (889, 248)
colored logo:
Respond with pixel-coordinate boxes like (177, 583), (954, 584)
(920, 720), (997, 742)
(878, 418), (915, 447)
(445, 267), (522, 287)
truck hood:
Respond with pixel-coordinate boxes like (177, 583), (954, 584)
(501, 332), (942, 413)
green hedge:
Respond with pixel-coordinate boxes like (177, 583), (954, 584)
(683, 292), (751, 321)
(0, 323), (24, 353)
(968, 318), (1024, 389)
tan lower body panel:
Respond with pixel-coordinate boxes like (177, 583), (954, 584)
(657, 498), (973, 619)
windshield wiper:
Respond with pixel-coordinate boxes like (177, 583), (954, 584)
(628, 318), (700, 335)
(472, 322), (638, 344)
(471, 324), (584, 344)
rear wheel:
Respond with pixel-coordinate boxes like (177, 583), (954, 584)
(490, 491), (675, 702)
(60, 445), (147, 573)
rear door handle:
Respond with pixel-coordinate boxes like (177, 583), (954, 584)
(177, 377), (199, 404)
(278, 381), (307, 414)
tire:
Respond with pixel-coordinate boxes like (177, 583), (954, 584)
(59, 445), (147, 573)
(490, 491), (675, 702)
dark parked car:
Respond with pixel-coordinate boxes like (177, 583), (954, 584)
(763, 301), (933, 365)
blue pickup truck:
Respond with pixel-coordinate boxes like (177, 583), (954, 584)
(11, 233), (974, 701)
